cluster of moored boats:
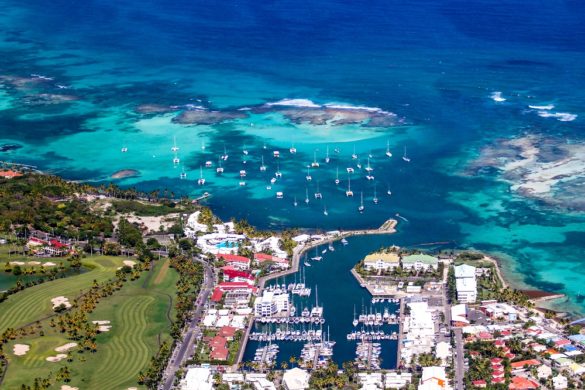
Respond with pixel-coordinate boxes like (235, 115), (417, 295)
(255, 313), (325, 325)
(371, 297), (400, 304)
(148, 137), (412, 213)
(355, 341), (382, 370)
(354, 307), (399, 326)
(346, 330), (398, 341)
(250, 328), (324, 343)
(300, 339), (335, 369)
(253, 343), (279, 367)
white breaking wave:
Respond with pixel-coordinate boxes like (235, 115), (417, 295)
(528, 104), (554, 110)
(490, 91), (506, 102)
(265, 98), (321, 108)
(537, 111), (577, 122)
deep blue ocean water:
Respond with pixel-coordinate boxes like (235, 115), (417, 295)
(1, 0), (585, 338)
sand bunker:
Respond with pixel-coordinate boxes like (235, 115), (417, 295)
(55, 342), (78, 353)
(61, 386), (79, 390)
(44, 262), (57, 266)
(13, 344), (30, 356)
(9, 261), (25, 266)
(28, 261), (41, 266)
(92, 320), (112, 332)
(51, 296), (72, 309)
(123, 260), (136, 267)
(46, 353), (68, 362)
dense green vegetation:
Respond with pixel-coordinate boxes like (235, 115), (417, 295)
(109, 199), (183, 217)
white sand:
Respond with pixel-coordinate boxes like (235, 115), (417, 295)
(123, 260), (136, 267)
(51, 296), (72, 309)
(122, 214), (178, 234)
(92, 320), (112, 332)
(46, 353), (68, 362)
(61, 385), (78, 390)
(55, 342), (77, 353)
(44, 262), (57, 266)
(9, 261), (25, 266)
(28, 261), (41, 266)
(13, 344), (30, 356)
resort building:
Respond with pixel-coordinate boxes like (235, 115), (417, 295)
(401, 254), (439, 272)
(435, 341), (452, 366)
(402, 300), (436, 363)
(384, 372), (413, 389)
(282, 368), (310, 390)
(180, 367), (213, 390)
(479, 301), (518, 321)
(418, 366), (451, 390)
(454, 264), (477, 303)
(362, 252), (400, 271)
(254, 253), (290, 270)
(216, 254), (251, 270)
(254, 290), (290, 317)
(224, 290), (252, 308)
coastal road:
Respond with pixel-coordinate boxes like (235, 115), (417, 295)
(161, 256), (215, 390)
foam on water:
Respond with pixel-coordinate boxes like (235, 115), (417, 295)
(490, 91), (506, 102)
(528, 104), (554, 110)
(536, 111), (577, 121)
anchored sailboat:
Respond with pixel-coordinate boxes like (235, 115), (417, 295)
(171, 136), (179, 152)
(373, 184), (379, 204)
(305, 188), (310, 204)
(352, 145), (358, 160)
(325, 146), (330, 163)
(346, 175), (354, 197)
(335, 167), (340, 185)
(197, 166), (205, 185)
(323, 204), (328, 216)
(275, 161), (282, 178)
(179, 166), (187, 179)
(311, 151), (320, 168)
(260, 155), (267, 171)
(314, 181), (322, 199)
(402, 146), (411, 162)
(306, 166), (312, 181)
(385, 140), (392, 157)
(290, 143), (297, 154)
(358, 191), (365, 213)
(216, 158), (224, 174)
(294, 196), (298, 207)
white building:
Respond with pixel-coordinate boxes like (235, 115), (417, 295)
(357, 373), (383, 389)
(282, 368), (310, 390)
(384, 372), (412, 389)
(402, 301), (436, 364)
(363, 252), (400, 271)
(401, 254), (439, 272)
(553, 375), (568, 390)
(435, 341), (452, 366)
(180, 367), (213, 390)
(419, 366), (451, 390)
(454, 264), (477, 303)
(254, 291), (289, 317)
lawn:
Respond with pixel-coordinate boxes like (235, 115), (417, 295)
(2, 258), (179, 390)
(0, 255), (125, 334)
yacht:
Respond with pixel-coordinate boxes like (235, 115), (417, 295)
(346, 175), (354, 197)
(335, 167), (340, 185)
(240, 169), (247, 177)
(276, 192), (284, 199)
(341, 238), (349, 245)
(121, 147), (128, 153)
(171, 136), (179, 152)
(385, 140), (392, 157)
(216, 159), (224, 174)
(306, 166), (312, 181)
(365, 158), (373, 172)
(275, 161), (282, 178)
(197, 166), (205, 185)
(353, 306), (359, 327)
(402, 146), (411, 162)
(373, 185), (379, 204)
(314, 181), (322, 199)
(325, 146), (330, 163)
(366, 174), (375, 181)
(311, 151), (320, 168)
(358, 192), (365, 213)
(270, 177), (277, 184)
(273, 150), (280, 158)
(294, 197), (298, 207)
(323, 205), (328, 216)
(304, 261), (311, 267)
(173, 155), (180, 165)
(239, 181), (246, 186)
(351, 145), (358, 160)
(260, 156), (267, 171)
(205, 160), (213, 168)
(221, 145), (229, 161)
(179, 166), (187, 179)
(356, 160), (362, 169)
(290, 144), (297, 154)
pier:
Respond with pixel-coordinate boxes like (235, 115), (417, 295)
(396, 298), (405, 367)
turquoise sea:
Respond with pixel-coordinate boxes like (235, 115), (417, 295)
(1, 0), (585, 325)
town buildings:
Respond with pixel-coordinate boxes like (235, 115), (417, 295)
(454, 264), (477, 303)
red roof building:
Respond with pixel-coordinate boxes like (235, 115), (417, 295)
(216, 282), (257, 293)
(211, 287), (224, 302)
(217, 254), (251, 269)
(492, 370), (505, 379)
(471, 380), (487, 388)
(210, 335), (227, 349)
(0, 170), (23, 179)
(491, 358), (504, 365)
(218, 326), (237, 340)
(210, 346), (229, 361)
(510, 359), (541, 370)
(491, 377), (505, 384)
(509, 376), (539, 390)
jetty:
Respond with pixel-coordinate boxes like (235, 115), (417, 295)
(258, 218), (398, 290)
(396, 298), (405, 367)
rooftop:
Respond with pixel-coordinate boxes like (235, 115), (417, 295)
(402, 254), (438, 265)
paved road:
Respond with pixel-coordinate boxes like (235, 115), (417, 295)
(453, 328), (464, 390)
(161, 256), (215, 390)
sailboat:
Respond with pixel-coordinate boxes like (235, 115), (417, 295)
(306, 166), (312, 181)
(260, 155), (267, 172)
(358, 191), (365, 213)
(171, 136), (179, 152)
(197, 166), (205, 185)
(305, 188), (310, 204)
(351, 145), (358, 160)
(221, 144), (229, 161)
(346, 175), (354, 197)
(353, 305), (359, 327)
(311, 248), (322, 261)
(275, 161), (282, 178)
(121, 146), (128, 153)
(290, 143), (297, 154)
(335, 167), (340, 185)
(173, 152), (180, 165)
(402, 146), (411, 162)
(325, 146), (330, 163)
(365, 158), (373, 172)
(242, 143), (249, 155)
(373, 184), (379, 204)
(311, 151), (320, 167)
(385, 140), (392, 157)
(323, 204), (328, 216)
(180, 166), (187, 179)
(201, 140), (206, 150)
(216, 158), (224, 174)
(314, 181), (322, 199)
(387, 184), (392, 196)
(294, 196), (298, 207)
(239, 169), (247, 177)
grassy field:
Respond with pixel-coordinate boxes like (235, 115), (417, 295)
(2, 258), (179, 390)
(0, 255), (125, 334)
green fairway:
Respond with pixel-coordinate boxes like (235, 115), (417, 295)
(0, 255), (125, 334)
(2, 258), (179, 390)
